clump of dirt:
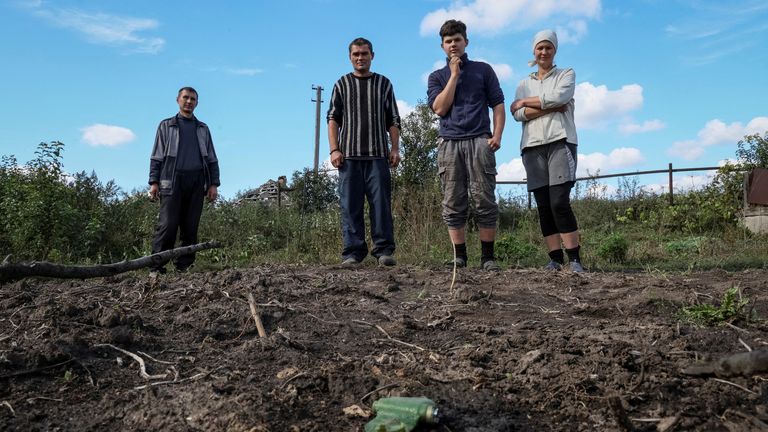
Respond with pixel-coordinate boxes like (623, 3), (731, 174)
(2, 266), (768, 431)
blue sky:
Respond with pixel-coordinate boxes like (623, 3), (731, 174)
(1, 0), (767, 198)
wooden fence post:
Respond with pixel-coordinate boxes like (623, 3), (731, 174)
(668, 163), (674, 206)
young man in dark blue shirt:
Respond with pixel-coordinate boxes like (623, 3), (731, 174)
(427, 20), (505, 271)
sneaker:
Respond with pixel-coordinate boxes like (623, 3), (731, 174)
(482, 260), (501, 272)
(445, 257), (467, 268)
(570, 261), (585, 273)
(378, 255), (397, 266)
(543, 260), (563, 271)
(342, 257), (361, 266)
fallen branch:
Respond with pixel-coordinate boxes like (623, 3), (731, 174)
(247, 293), (267, 338)
(682, 349), (768, 377)
(94, 343), (167, 380)
(0, 241), (222, 283)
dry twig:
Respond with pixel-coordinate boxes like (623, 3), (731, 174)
(739, 338), (753, 352)
(1, 401), (14, 417)
(361, 383), (400, 403)
(712, 378), (757, 395)
(94, 343), (167, 380)
(353, 320), (426, 351)
(247, 292), (267, 338)
(726, 322), (749, 334)
(133, 369), (215, 390)
(138, 351), (176, 365)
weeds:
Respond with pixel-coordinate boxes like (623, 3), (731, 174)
(680, 287), (751, 326)
(3, 138), (768, 270)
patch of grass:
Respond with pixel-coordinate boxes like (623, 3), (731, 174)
(597, 232), (629, 264)
(496, 234), (537, 262)
(680, 287), (750, 326)
(665, 236), (706, 257)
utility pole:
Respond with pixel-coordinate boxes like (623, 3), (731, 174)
(311, 85), (324, 175)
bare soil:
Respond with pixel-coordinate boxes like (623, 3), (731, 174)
(2, 265), (768, 431)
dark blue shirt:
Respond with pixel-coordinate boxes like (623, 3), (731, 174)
(176, 114), (203, 171)
(427, 54), (504, 139)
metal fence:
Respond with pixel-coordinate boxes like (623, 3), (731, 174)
(497, 163), (722, 208)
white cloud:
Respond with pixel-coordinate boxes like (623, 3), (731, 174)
(497, 147), (644, 181)
(420, 0), (601, 37)
(618, 119), (666, 135)
(422, 58), (513, 85)
(422, 60), (446, 85)
(575, 82), (643, 129)
(476, 58), (514, 81)
(555, 20), (589, 44)
(224, 67), (263, 76)
(28, 5), (164, 54)
(645, 171), (717, 194)
(578, 147), (644, 177)
(205, 66), (264, 76)
(321, 157), (338, 177)
(397, 100), (416, 118)
(81, 124), (136, 147)
(497, 157), (526, 181)
(668, 116), (768, 160)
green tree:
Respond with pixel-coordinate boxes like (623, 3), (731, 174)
(288, 168), (338, 213)
(736, 132), (768, 168)
(395, 102), (440, 187)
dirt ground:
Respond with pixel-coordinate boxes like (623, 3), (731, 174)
(2, 264), (768, 431)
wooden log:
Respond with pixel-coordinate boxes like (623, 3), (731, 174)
(0, 241), (222, 283)
(682, 349), (768, 378)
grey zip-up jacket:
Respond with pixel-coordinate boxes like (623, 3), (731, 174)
(513, 67), (578, 151)
(148, 114), (220, 195)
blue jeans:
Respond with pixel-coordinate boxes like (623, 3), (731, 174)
(338, 158), (395, 261)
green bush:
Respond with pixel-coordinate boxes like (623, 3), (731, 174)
(495, 234), (537, 262)
(597, 232), (629, 263)
(664, 236), (705, 257)
(1, 132), (767, 271)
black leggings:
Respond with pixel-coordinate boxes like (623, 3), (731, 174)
(532, 182), (578, 237)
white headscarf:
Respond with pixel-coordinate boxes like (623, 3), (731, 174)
(528, 29), (558, 67)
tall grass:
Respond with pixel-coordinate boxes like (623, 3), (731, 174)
(2, 141), (767, 271)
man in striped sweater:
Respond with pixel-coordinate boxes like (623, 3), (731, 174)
(327, 37), (402, 266)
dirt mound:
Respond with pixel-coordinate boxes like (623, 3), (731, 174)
(2, 266), (768, 431)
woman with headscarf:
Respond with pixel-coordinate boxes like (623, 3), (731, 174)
(511, 29), (584, 272)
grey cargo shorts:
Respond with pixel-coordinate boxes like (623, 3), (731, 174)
(522, 139), (578, 191)
(437, 135), (499, 229)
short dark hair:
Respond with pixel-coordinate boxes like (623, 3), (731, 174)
(439, 20), (467, 41)
(178, 86), (198, 97)
(348, 37), (373, 54)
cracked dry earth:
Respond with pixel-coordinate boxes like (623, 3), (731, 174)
(2, 265), (768, 431)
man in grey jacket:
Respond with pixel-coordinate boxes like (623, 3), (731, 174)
(148, 87), (220, 273)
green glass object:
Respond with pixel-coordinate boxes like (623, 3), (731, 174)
(364, 397), (438, 432)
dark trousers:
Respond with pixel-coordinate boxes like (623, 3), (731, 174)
(152, 170), (206, 270)
(532, 182), (578, 237)
(338, 158), (395, 261)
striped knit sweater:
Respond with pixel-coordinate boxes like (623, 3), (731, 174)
(326, 72), (401, 158)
